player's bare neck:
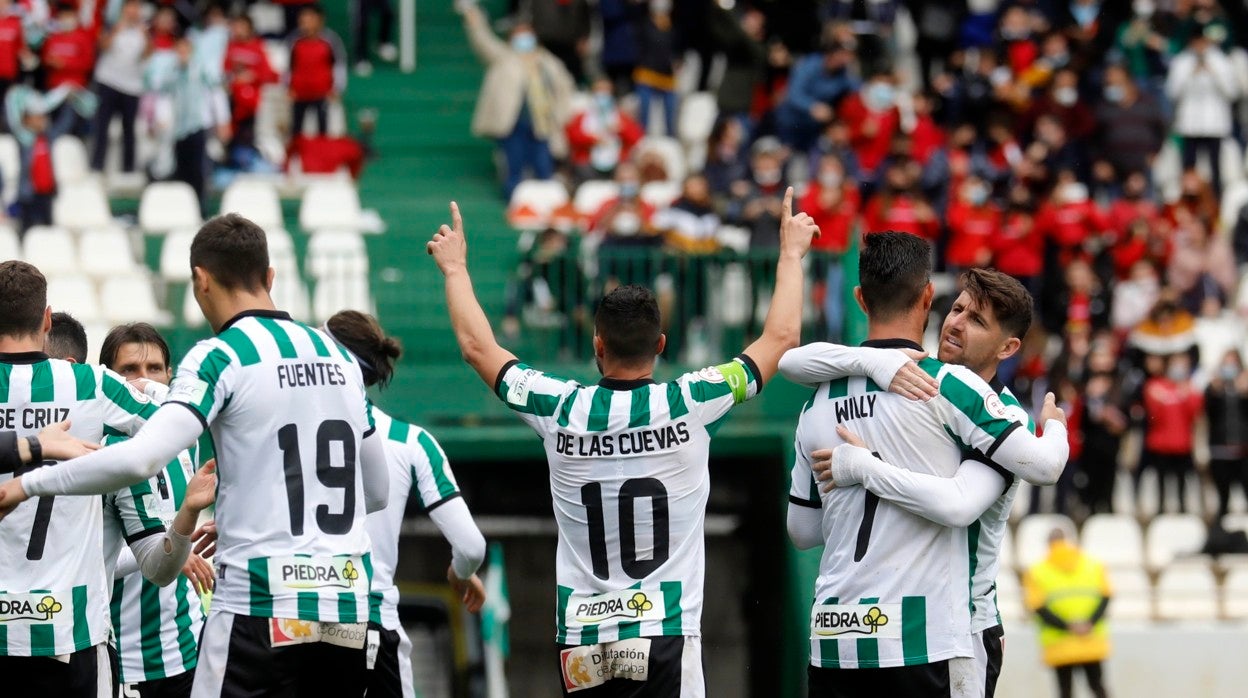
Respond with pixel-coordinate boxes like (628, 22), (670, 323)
(865, 315), (925, 346)
(0, 333), (45, 354)
(599, 359), (655, 382)
(209, 292), (278, 333)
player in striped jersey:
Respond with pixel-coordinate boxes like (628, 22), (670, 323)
(783, 269), (1049, 697)
(0, 216), (390, 698)
(0, 262), (201, 697)
(428, 195), (817, 697)
(780, 234), (1069, 697)
(326, 310), (487, 698)
(0, 420), (99, 472)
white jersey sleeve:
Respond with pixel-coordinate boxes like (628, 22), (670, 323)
(494, 361), (580, 435)
(779, 343), (912, 390)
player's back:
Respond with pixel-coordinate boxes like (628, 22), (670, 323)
(166, 312), (373, 622)
(0, 355), (155, 656)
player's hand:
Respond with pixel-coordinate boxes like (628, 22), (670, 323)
(0, 476), (30, 521)
(810, 448), (835, 490)
(192, 520), (217, 558)
(778, 186), (819, 260)
(835, 424), (868, 449)
(448, 566), (487, 613)
(37, 420), (100, 460)
(1040, 392), (1067, 428)
(183, 460), (217, 514)
(427, 201), (469, 275)
(182, 554), (215, 594)
(889, 350), (938, 401)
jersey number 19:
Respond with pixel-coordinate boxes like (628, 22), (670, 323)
(278, 420), (358, 536)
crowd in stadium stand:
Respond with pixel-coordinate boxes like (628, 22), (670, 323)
(475, 0), (1248, 525)
(0, 0), (372, 225)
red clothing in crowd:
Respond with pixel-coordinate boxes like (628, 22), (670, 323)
(225, 37), (279, 125)
(0, 15), (24, 80)
(992, 211), (1044, 277)
(839, 92), (899, 174)
(287, 135), (366, 178)
(863, 193), (939, 240)
(30, 134), (54, 194)
(945, 201), (1001, 268)
(801, 182), (861, 254)
(1004, 38), (1039, 75)
(288, 34), (340, 101)
(151, 30), (177, 50)
(41, 25), (95, 89)
(1037, 199), (1108, 255)
(909, 114), (945, 165)
(564, 109), (643, 168)
(1143, 377), (1205, 455)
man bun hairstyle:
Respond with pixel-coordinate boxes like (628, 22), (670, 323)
(325, 310), (403, 388)
(858, 232), (931, 321)
(595, 284), (662, 365)
(960, 268), (1034, 340)
(190, 214), (270, 292)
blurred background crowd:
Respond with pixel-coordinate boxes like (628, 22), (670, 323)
(475, 0), (1248, 528)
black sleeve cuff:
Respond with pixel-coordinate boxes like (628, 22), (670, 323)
(125, 525), (168, 546)
(424, 492), (463, 513)
(167, 401), (209, 431)
(789, 494), (822, 509)
(984, 420), (1024, 460)
(737, 353), (764, 395)
(965, 450), (1015, 495)
(494, 359), (521, 398)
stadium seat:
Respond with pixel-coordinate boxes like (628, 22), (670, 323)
(220, 179), (283, 230)
(572, 180), (620, 220)
(640, 180), (681, 209)
(0, 134), (19, 205)
(51, 136), (89, 186)
(139, 182), (202, 234)
(53, 179), (113, 230)
(634, 136), (686, 182)
(78, 227), (137, 279)
(1223, 514), (1248, 535)
(1014, 514), (1077, 570)
(22, 226), (78, 276)
(1081, 514), (1145, 569)
(46, 276), (100, 322)
(100, 274), (167, 325)
(0, 222), (18, 261)
(1155, 562), (1219, 621)
(306, 230), (368, 279)
(1146, 514), (1207, 571)
(507, 179), (569, 229)
(159, 228), (197, 282)
(1108, 568), (1153, 621)
(274, 273), (312, 323)
(1223, 567), (1248, 619)
(299, 181), (363, 231)
(994, 571), (1025, 622)
(83, 321), (110, 365)
(312, 276), (372, 324)
(677, 92), (718, 171)
(249, 3), (285, 38)
(1221, 137), (1244, 188)
(182, 285), (205, 327)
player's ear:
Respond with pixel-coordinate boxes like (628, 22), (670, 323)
(592, 334), (605, 360)
(265, 266), (275, 293)
(921, 282), (935, 311)
(191, 266), (209, 294)
(997, 336), (1022, 362)
(852, 286), (867, 314)
(41, 306), (51, 334)
(655, 333), (666, 357)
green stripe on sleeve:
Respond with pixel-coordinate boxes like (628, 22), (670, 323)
(665, 383), (688, 419)
(556, 586), (571, 645)
(387, 417), (410, 443)
(256, 318), (298, 359)
(901, 596), (928, 665)
(0, 364), (10, 401)
(940, 373), (1013, 439)
(72, 363), (95, 399)
(555, 389), (577, 428)
(628, 387), (650, 428)
(139, 580), (166, 678)
(299, 324), (333, 357)
(586, 387), (613, 432)
(173, 577), (198, 669)
(416, 431), (458, 499)
(218, 328), (261, 366)
(248, 558), (273, 617)
(29, 361), (53, 402)
(192, 348), (233, 417)
(661, 581), (682, 636)
(102, 372), (158, 419)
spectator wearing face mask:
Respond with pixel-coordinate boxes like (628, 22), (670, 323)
(591, 161), (661, 292)
(1206, 350), (1248, 519)
(838, 72), (900, 182)
(1025, 68), (1095, 146)
(225, 14), (279, 152)
(1166, 29), (1238, 197)
(862, 160), (938, 240)
(1112, 260), (1161, 337)
(1139, 353), (1204, 514)
(1094, 66), (1166, 183)
(564, 77), (642, 185)
(800, 152), (859, 341)
(460, 3), (573, 199)
(1037, 174), (1110, 270)
(945, 175), (1000, 274)
(1114, 0), (1175, 103)
(726, 137), (789, 250)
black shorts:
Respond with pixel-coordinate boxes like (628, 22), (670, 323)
(556, 635), (702, 697)
(974, 625), (1005, 698)
(0, 643), (113, 698)
(122, 670), (196, 698)
(365, 622), (413, 698)
(808, 660), (952, 698)
(192, 612), (368, 697)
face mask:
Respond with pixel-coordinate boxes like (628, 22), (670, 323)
(595, 93), (614, 112)
(511, 32), (537, 53)
(1167, 366), (1188, 382)
(1104, 85), (1125, 103)
(1221, 365), (1240, 381)
(1133, 0), (1154, 18)
(612, 211), (640, 235)
(866, 83), (896, 111)
(968, 186), (988, 206)
(756, 169), (781, 186)
(819, 171), (842, 188)
(1062, 182), (1088, 203)
(1054, 86), (1078, 106)
(1049, 53), (1070, 68)
(620, 182), (639, 199)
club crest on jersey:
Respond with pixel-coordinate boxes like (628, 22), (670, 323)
(561, 638), (651, 692)
(810, 604), (902, 639)
(0, 593), (67, 623)
(984, 393), (1009, 419)
(506, 368), (541, 407)
(569, 590), (665, 625)
(269, 556), (364, 592)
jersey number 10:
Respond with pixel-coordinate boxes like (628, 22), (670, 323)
(278, 420), (357, 536)
(581, 479), (670, 580)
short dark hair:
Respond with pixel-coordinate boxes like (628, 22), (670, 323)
(960, 268), (1034, 340)
(99, 323), (172, 372)
(0, 260), (48, 338)
(858, 232), (931, 321)
(595, 285), (661, 364)
(47, 312), (87, 363)
(325, 311), (403, 388)
(190, 214), (270, 291)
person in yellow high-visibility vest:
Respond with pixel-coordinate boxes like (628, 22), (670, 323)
(1023, 528), (1112, 698)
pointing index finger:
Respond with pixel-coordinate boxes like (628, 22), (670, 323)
(450, 201), (463, 235)
(781, 186), (793, 223)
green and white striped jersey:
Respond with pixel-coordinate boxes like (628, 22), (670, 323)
(165, 311), (375, 623)
(103, 434), (205, 683)
(367, 408), (461, 629)
(968, 383), (1034, 635)
(0, 354), (156, 657)
(495, 356), (761, 646)
(789, 344), (1026, 669)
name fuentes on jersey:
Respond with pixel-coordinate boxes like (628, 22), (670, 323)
(0, 406), (70, 430)
(555, 422), (691, 458)
(276, 363), (347, 389)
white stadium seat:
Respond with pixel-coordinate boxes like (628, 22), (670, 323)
(100, 274), (166, 325)
(1107, 568), (1152, 621)
(572, 180), (620, 219)
(0, 134), (19, 204)
(220, 179), (283, 230)
(139, 182), (202, 234)
(1223, 567), (1248, 619)
(312, 276), (372, 324)
(159, 228), (197, 282)
(274, 274), (312, 323)
(83, 322), (110, 365)
(53, 179), (112, 230)
(640, 180), (681, 209)
(78, 227), (137, 279)
(22, 226), (78, 276)
(1223, 514), (1248, 535)
(51, 136), (89, 186)
(306, 230), (367, 279)
(182, 285), (205, 327)
(46, 276), (100, 322)
(1081, 514), (1145, 569)
(677, 92), (718, 171)
(1014, 514), (1078, 570)
(0, 222), (18, 261)
(507, 179), (569, 228)
(1146, 514), (1207, 571)
(1155, 563), (1219, 621)
(299, 181), (362, 231)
